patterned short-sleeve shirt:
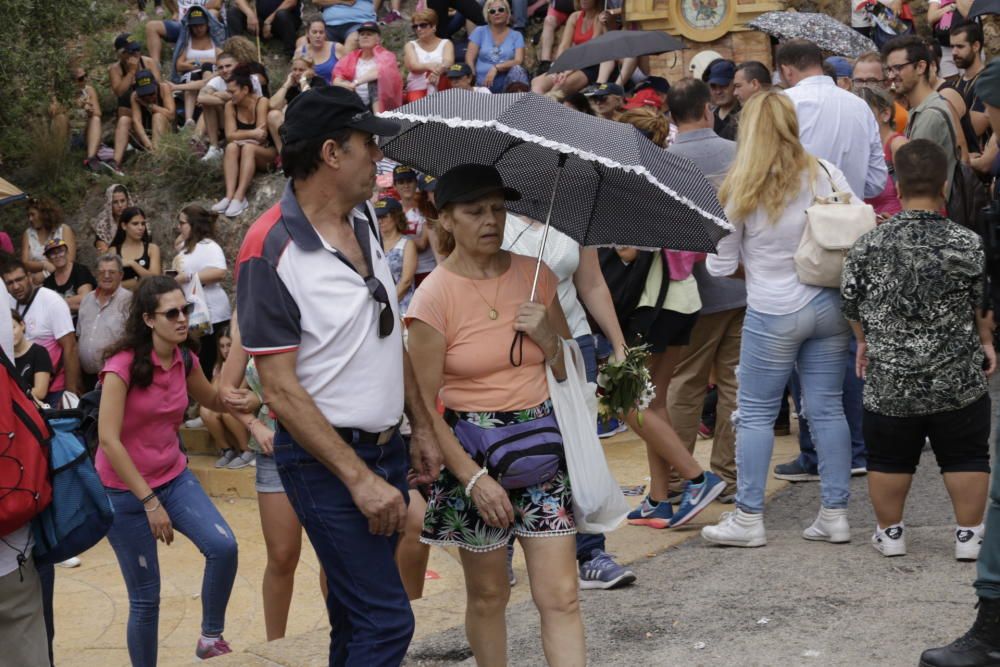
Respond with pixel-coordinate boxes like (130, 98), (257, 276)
(841, 210), (988, 417)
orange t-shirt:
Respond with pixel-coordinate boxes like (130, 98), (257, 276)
(893, 101), (909, 135)
(406, 253), (558, 413)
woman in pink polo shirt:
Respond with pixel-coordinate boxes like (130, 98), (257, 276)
(97, 275), (238, 665)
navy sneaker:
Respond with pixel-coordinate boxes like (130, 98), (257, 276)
(773, 458), (820, 482)
(627, 495), (673, 529)
(579, 549), (636, 590)
(597, 417), (625, 439)
(669, 471), (726, 528)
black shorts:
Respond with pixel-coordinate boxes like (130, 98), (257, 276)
(863, 394), (991, 475)
(626, 307), (698, 353)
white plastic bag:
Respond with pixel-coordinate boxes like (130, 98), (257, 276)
(182, 273), (213, 338)
(546, 339), (629, 533)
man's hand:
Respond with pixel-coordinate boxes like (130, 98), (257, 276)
(349, 472), (407, 536)
(263, 20), (273, 39)
(247, 12), (260, 34)
(408, 421), (444, 485)
(984, 343), (997, 377)
(855, 340), (868, 379)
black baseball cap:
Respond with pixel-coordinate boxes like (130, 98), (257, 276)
(435, 164), (521, 210)
(357, 21), (381, 34)
(374, 197), (403, 216)
(445, 63), (473, 79)
(634, 76), (670, 96)
(393, 165), (418, 182)
(135, 70), (158, 96)
(419, 173), (437, 192)
(187, 7), (208, 24)
(282, 86), (401, 144)
(584, 82), (625, 98)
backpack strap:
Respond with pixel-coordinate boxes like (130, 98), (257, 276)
(923, 105), (961, 162)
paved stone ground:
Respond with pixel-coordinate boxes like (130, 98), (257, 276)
(406, 453), (985, 667)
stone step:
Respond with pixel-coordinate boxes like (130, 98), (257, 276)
(188, 454), (257, 499)
(180, 426), (218, 456)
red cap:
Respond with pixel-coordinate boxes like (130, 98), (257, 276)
(623, 89), (665, 110)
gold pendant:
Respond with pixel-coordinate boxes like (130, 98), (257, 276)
(489, 308), (498, 320)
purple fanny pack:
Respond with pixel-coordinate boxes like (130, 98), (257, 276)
(452, 413), (564, 490)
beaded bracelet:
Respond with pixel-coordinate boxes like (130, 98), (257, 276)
(464, 467), (489, 497)
(140, 492), (156, 505)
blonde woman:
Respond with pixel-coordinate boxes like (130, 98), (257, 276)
(465, 0), (528, 93)
(702, 91), (855, 548)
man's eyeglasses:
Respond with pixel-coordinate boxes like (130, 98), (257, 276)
(885, 61), (914, 76)
(852, 77), (885, 86)
(488, 7), (507, 14)
(154, 303), (195, 321)
(412, 22), (431, 29)
(363, 275), (395, 338)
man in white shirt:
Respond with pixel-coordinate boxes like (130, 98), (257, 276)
(195, 52), (238, 162)
(776, 39), (888, 200)
(3, 258), (81, 401)
(773, 39), (881, 483)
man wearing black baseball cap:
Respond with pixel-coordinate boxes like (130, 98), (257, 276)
(235, 85), (446, 665)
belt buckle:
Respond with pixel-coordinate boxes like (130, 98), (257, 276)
(376, 427), (394, 446)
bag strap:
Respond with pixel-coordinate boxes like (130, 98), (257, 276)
(182, 347), (193, 377)
(924, 105), (962, 162)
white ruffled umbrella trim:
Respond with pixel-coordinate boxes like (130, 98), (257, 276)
(380, 110), (735, 234)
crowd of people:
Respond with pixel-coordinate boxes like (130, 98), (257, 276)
(8, 2), (1000, 666)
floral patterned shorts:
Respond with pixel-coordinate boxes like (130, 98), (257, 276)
(420, 400), (577, 553)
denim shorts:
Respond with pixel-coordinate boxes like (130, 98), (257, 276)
(163, 19), (181, 42)
(255, 453), (285, 493)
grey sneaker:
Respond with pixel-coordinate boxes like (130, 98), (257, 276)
(226, 450), (255, 469)
(214, 449), (236, 468)
(578, 549), (636, 590)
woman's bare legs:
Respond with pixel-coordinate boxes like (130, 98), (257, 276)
(459, 547), (510, 667)
(258, 490), (303, 641)
(395, 491), (431, 600)
(522, 534), (586, 666)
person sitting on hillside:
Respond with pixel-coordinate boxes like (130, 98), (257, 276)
(466, 0), (529, 94)
(170, 7), (222, 128)
(109, 207), (163, 291)
(332, 22), (403, 112)
(41, 239), (95, 321)
(49, 67), (105, 174)
(443, 62), (490, 93)
(584, 82), (624, 120)
(294, 18), (345, 84)
(267, 55), (327, 154)
(531, 0), (604, 96)
(107, 35), (161, 173)
(315, 0), (375, 51)
(94, 184), (135, 254)
(404, 9), (455, 103)
(195, 51), (240, 162)
(21, 197), (77, 285)
(123, 70), (176, 156)
(229, 0), (302, 58)
(212, 65), (275, 218)
(144, 0), (222, 63)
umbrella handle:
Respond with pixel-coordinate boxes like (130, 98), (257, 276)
(528, 152), (568, 302)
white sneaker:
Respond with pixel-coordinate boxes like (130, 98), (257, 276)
(701, 509), (766, 547)
(211, 198), (231, 213)
(184, 417), (205, 429)
(224, 198), (249, 218)
(803, 507), (851, 543)
(872, 523), (907, 557)
(956, 524), (985, 561)
(201, 145), (223, 162)
(56, 556), (81, 568)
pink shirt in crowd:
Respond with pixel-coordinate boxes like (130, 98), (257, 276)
(95, 347), (196, 490)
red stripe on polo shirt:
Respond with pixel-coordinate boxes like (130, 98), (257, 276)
(235, 203), (283, 280)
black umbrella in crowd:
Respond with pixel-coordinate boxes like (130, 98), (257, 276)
(748, 11), (877, 58)
(548, 30), (686, 74)
(968, 0), (1000, 19)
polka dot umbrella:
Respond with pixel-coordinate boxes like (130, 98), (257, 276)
(378, 89), (732, 299)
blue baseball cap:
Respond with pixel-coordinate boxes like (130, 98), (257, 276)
(583, 82), (625, 98)
(374, 197), (403, 216)
(419, 173), (437, 192)
(825, 56), (853, 79)
(705, 59), (735, 86)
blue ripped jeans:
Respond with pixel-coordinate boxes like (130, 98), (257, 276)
(105, 468), (238, 667)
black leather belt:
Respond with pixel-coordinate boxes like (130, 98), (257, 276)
(336, 426), (396, 446)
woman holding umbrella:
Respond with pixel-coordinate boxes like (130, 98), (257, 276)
(407, 164), (587, 666)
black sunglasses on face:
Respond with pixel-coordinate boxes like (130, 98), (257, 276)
(154, 302), (195, 321)
(488, 7), (507, 14)
(412, 22), (431, 29)
(363, 275), (395, 338)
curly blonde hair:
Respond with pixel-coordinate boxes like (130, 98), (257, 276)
(619, 107), (670, 148)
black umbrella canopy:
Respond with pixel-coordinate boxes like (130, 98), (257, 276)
(968, 0), (1000, 19)
(549, 30), (686, 74)
(748, 11), (877, 58)
(378, 90), (731, 252)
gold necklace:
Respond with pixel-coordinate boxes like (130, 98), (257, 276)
(469, 275), (502, 320)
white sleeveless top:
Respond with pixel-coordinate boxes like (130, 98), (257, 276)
(405, 39), (448, 92)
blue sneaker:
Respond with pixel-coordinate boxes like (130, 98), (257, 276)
(597, 417), (621, 439)
(627, 495), (673, 529)
(579, 549), (637, 590)
(669, 471), (726, 528)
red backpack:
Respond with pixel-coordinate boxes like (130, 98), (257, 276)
(0, 346), (52, 535)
